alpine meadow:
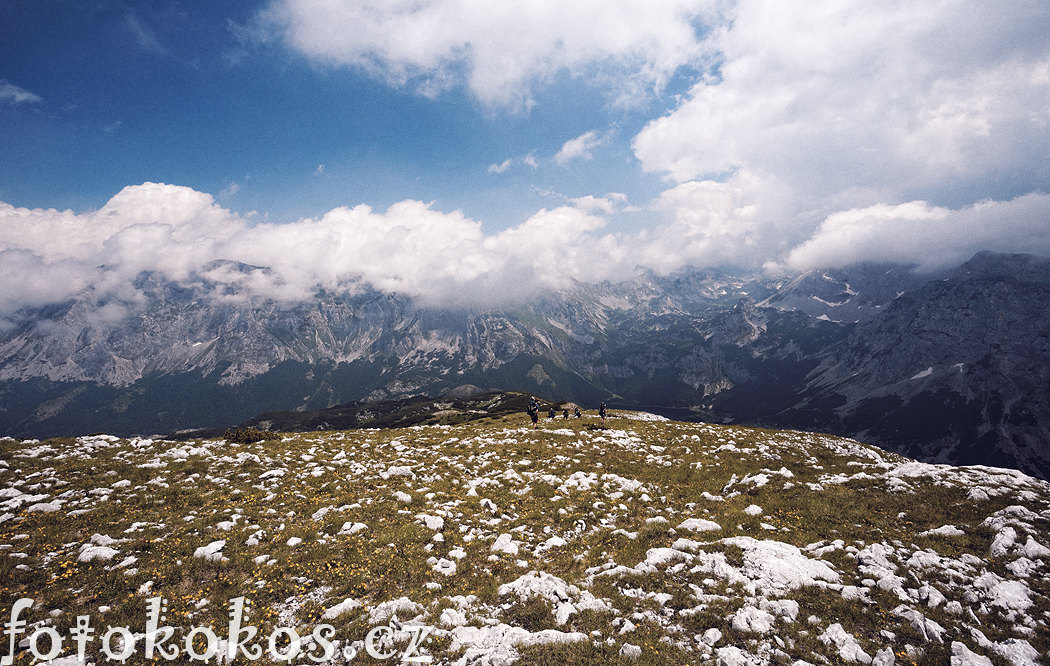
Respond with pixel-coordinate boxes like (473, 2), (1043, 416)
(2, 1), (1050, 664)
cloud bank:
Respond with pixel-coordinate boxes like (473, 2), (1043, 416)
(783, 193), (1050, 273)
(3, 182), (1050, 317)
(0, 183), (637, 314)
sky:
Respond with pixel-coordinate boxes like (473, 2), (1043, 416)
(2, 0), (1050, 312)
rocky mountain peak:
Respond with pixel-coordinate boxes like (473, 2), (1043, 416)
(0, 252), (1047, 479)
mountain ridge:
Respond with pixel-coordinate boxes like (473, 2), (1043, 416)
(1, 251), (1048, 479)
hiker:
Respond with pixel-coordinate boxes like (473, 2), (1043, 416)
(599, 402), (607, 426)
(563, 408), (569, 419)
(548, 406), (556, 420)
(528, 398), (539, 429)
(574, 407), (581, 418)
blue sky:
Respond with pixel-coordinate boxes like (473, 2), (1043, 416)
(0, 1), (670, 228)
(2, 1), (1050, 311)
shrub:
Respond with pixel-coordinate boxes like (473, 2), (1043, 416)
(223, 426), (280, 443)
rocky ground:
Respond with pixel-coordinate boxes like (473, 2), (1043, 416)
(1, 410), (1048, 665)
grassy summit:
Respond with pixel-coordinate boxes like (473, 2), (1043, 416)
(1, 411), (1047, 665)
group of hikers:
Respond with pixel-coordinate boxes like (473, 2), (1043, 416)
(527, 398), (606, 429)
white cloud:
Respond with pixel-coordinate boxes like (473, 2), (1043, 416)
(0, 183), (635, 314)
(0, 184), (248, 314)
(625, 0), (1050, 274)
(124, 13), (167, 55)
(569, 193), (630, 215)
(783, 193), (1050, 273)
(0, 250), (88, 315)
(0, 80), (43, 105)
(228, 200), (493, 303)
(488, 153), (539, 174)
(554, 130), (605, 165)
(633, 0), (1050, 204)
(639, 170), (803, 274)
(482, 205), (632, 292)
(263, 0), (713, 108)
(2, 180), (1049, 316)
(487, 159), (512, 174)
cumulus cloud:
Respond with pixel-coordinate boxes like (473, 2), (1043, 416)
(783, 193), (1050, 273)
(229, 195), (641, 303)
(633, 0), (1050, 205)
(569, 193), (631, 215)
(637, 170), (804, 274)
(623, 0), (1050, 274)
(0, 183), (638, 315)
(262, 0), (712, 108)
(554, 130), (605, 165)
(4, 180), (1050, 317)
(0, 250), (88, 315)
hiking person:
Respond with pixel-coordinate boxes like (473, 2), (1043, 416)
(574, 407), (581, 418)
(548, 406), (556, 420)
(599, 402), (607, 426)
(528, 398), (539, 429)
(563, 408), (569, 419)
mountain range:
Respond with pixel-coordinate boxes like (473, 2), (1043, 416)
(1, 251), (1047, 479)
